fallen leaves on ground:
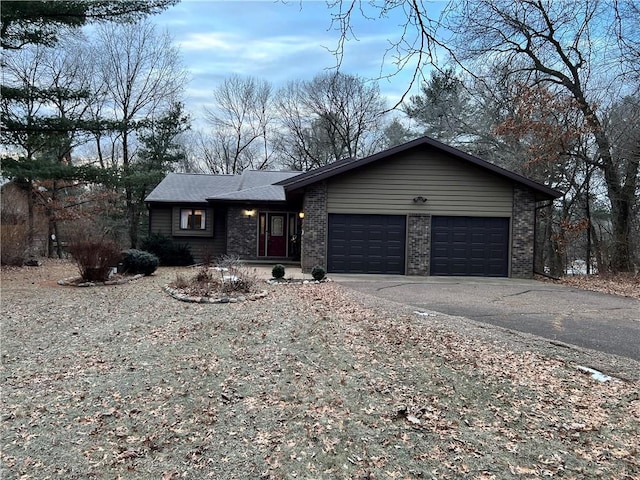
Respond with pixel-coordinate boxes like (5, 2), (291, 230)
(539, 272), (640, 299)
(1, 262), (639, 479)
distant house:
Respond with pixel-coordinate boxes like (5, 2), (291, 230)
(0, 181), (48, 262)
(145, 136), (562, 278)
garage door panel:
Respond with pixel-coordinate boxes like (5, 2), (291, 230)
(431, 216), (509, 277)
(328, 214), (406, 274)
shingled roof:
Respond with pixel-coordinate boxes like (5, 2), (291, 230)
(146, 136), (563, 205)
(144, 170), (301, 204)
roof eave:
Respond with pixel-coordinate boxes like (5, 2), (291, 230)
(205, 198), (289, 204)
(279, 136), (563, 200)
(145, 199), (211, 205)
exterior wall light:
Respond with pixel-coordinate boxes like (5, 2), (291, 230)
(243, 209), (256, 217)
(412, 196), (428, 203)
(298, 212), (305, 219)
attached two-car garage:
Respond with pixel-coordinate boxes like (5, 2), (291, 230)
(326, 214), (510, 277)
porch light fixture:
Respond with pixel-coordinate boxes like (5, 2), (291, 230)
(298, 212), (305, 219)
(413, 196), (428, 203)
(243, 209), (256, 217)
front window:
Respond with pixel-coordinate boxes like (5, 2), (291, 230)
(180, 209), (206, 230)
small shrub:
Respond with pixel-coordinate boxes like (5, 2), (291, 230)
(170, 243), (195, 266)
(69, 238), (121, 282)
(168, 255), (260, 297)
(311, 265), (326, 281)
(141, 233), (194, 266)
(122, 249), (159, 276)
(272, 264), (285, 279)
(173, 273), (189, 289)
(195, 265), (213, 283)
(218, 255), (258, 294)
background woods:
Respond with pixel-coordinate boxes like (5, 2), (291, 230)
(1, 0), (638, 274)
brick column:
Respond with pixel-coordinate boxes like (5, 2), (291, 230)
(407, 214), (431, 275)
(226, 206), (257, 259)
(511, 185), (536, 278)
(301, 182), (327, 272)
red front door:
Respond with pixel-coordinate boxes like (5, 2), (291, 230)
(266, 213), (287, 256)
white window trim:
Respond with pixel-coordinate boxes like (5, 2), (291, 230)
(180, 208), (206, 230)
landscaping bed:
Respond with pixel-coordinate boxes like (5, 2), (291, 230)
(1, 261), (639, 479)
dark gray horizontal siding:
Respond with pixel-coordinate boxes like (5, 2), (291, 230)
(149, 206), (172, 236)
(149, 205), (227, 263)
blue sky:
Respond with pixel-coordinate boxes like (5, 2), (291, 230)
(153, 0), (442, 125)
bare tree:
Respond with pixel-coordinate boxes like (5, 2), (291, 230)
(276, 71), (387, 170)
(1, 44), (49, 255)
(612, 0), (640, 86)
(92, 18), (186, 247)
(327, 1), (455, 106)
(198, 75), (273, 174)
(445, 0), (639, 272)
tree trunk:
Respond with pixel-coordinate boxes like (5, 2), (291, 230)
(589, 222), (604, 274)
(122, 125), (138, 248)
(608, 194), (632, 271)
(128, 199), (139, 249)
(580, 108), (635, 272)
(54, 221), (63, 259)
(48, 218), (54, 258)
(26, 181), (35, 257)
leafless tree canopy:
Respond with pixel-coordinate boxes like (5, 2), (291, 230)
(91, 19), (187, 247)
(201, 75), (274, 174)
(275, 71), (387, 170)
(327, 0), (456, 106)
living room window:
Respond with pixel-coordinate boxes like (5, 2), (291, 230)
(180, 208), (206, 230)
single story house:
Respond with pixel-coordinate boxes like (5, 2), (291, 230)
(145, 136), (562, 277)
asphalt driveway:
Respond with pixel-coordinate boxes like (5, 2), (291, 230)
(330, 275), (640, 361)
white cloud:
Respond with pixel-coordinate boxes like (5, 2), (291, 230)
(179, 32), (239, 52)
(155, 0), (432, 126)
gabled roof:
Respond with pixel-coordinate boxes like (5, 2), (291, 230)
(145, 173), (239, 203)
(276, 136), (563, 201)
(206, 170), (300, 202)
(144, 170), (300, 204)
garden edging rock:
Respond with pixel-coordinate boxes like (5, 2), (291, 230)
(58, 274), (145, 287)
(163, 285), (268, 304)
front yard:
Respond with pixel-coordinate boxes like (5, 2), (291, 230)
(1, 262), (638, 479)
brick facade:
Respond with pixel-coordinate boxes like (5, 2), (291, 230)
(300, 182), (328, 272)
(226, 206), (257, 258)
(511, 185), (536, 278)
(407, 214), (431, 275)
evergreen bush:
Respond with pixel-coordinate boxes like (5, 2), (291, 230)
(122, 249), (159, 276)
(311, 265), (326, 281)
(272, 264), (285, 279)
(141, 233), (194, 266)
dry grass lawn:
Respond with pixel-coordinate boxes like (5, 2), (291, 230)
(1, 261), (639, 479)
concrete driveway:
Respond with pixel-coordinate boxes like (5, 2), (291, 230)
(330, 274), (640, 361)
